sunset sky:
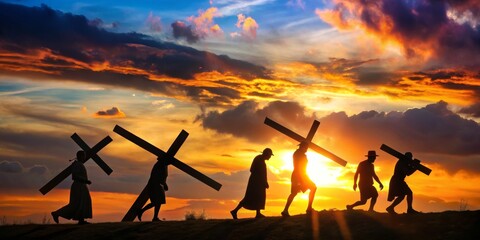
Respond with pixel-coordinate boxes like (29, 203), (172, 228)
(1, 0), (479, 223)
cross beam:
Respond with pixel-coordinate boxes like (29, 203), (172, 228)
(113, 125), (222, 221)
(120, 128), (188, 221)
(264, 117), (347, 167)
(380, 144), (432, 175)
(39, 134), (113, 195)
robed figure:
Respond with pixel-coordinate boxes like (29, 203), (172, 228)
(52, 150), (92, 225)
(231, 148), (273, 219)
(281, 141), (317, 217)
(386, 152), (419, 214)
(137, 157), (168, 221)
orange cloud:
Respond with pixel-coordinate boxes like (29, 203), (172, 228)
(315, 8), (352, 30)
(187, 7), (223, 38)
(93, 107), (126, 118)
(231, 14), (259, 40)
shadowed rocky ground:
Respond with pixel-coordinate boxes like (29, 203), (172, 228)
(1, 210), (479, 240)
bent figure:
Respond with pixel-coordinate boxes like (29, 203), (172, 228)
(231, 148), (273, 219)
(137, 157), (168, 222)
(386, 152), (419, 214)
(52, 150), (92, 225)
(281, 142), (317, 217)
(346, 150), (383, 212)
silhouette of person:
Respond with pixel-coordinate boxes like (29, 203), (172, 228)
(386, 152), (419, 214)
(346, 150), (383, 212)
(137, 157), (168, 221)
(281, 141), (317, 217)
(51, 150), (92, 225)
(230, 148), (273, 219)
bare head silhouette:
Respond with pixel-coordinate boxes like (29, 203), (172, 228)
(76, 150), (86, 162)
(404, 152), (413, 160)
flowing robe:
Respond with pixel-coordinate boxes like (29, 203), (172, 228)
(55, 161), (92, 220)
(240, 155), (268, 210)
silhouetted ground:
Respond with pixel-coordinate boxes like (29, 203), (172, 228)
(1, 210), (479, 240)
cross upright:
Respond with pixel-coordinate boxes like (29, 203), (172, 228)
(380, 144), (432, 175)
(264, 117), (347, 167)
(39, 133), (113, 195)
(113, 125), (222, 222)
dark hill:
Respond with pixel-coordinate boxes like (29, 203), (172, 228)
(1, 210), (479, 240)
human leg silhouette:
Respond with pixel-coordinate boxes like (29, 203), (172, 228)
(405, 189), (418, 214)
(386, 195), (405, 214)
(138, 203), (155, 221)
(282, 192), (297, 217)
(255, 209), (265, 218)
(306, 185), (317, 213)
(368, 191), (379, 212)
(152, 204), (161, 221)
(347, 199), (367, 210)
(230, 203), (242, 219)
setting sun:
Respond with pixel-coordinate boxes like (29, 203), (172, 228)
(306, 152), (347, 188)
(274, 150), (348, 188)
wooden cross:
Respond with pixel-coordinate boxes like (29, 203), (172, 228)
(113, 125), (222, 222)
(39, 133), (113, 195)
(380, 144), (432, 175)
(264, 117), (347, 166)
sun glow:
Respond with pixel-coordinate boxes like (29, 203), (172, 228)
(277, 150), (347, 188)
(306, 152), (345, 187)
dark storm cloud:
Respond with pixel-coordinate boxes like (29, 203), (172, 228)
(171, 21), (200, 44)
(321, 0), (480, 66)
(0, 2), (269, 106)
(382, 0), (480, 63)
(459, 103), (480, 118)
(196, 100), (316, 143)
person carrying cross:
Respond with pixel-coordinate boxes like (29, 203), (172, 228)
(346, 150), (383, 212)
(281, 141), (317, 217)
(137, 156), (169, 222)
(386, 152), (419, 214)
(51, 150), (92, 225)
(231, 148), (274, 219)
